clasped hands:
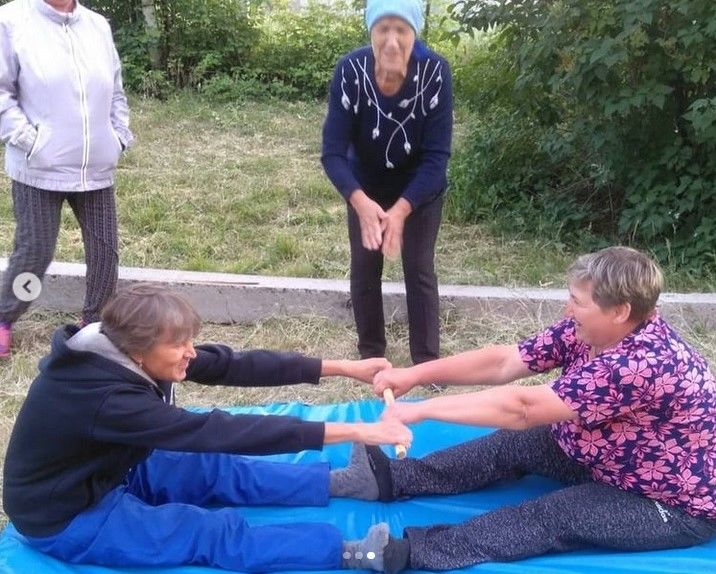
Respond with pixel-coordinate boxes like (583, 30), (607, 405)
(349, 190), (412, 260)
(372, 366), (420, 426)
(343, 358), (418, 449)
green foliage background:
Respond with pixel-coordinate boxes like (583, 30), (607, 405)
(448, 0), (716, 272)
(1, 0), (714, 276)
(78, 0), (365, 98)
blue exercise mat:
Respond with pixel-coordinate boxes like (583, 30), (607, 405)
(1, 400), (714, 573)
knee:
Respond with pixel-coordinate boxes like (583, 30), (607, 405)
(350, 267), (383, 291)
(87, 233), (118, 252)
(403, 265), (436, 289)
(402, 252), (436, 282)
(11, 241), (54, 273)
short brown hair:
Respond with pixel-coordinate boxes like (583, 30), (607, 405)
(567, 246), (663, 322)
(101, 283), (201, 355)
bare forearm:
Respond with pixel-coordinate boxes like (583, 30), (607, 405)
(320, 359), (350, 377)
(408, 345), (529, 387)
(389, 197), (412, 218)
(408, 389), (529, 429)
(321, 357), (391, 384)
(323, 421), (412, 447)
(389, 384), (577, 430)
(323, 422), (366, 444)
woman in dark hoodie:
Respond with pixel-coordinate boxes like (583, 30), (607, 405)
(3, 283), (412, 573)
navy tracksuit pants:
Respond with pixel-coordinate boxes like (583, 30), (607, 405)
(25, 450), (343, 571)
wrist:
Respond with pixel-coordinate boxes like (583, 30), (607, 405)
(352, 422), (368, 442)
(396, 367), (421, 390)
(348, 189), (367, 208)
(392, 197), (413, 218)
(320, 359), (350, 378)
(324, 422), (360, 444)
(336, 359), (350, 377)
(409, 403), (426, 424)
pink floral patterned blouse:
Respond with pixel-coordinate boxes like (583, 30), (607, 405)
(518, 314), (716, 520)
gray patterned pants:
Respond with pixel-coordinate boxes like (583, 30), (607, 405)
(0, 180), (118, 324)
(391, 426), (716, 570)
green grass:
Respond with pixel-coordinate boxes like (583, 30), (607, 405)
(1, 92), (712, 291)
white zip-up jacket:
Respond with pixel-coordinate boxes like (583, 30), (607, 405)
(0, 0), (134, 192)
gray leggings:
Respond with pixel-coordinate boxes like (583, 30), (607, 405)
(0, 180), (118, 324)
(391, 426), (716, 570)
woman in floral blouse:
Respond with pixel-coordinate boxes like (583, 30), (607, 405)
(333, 246), (716, 572)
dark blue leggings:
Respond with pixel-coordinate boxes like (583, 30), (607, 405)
(391, 426), (716, 570)
(26, 450), (343, 572)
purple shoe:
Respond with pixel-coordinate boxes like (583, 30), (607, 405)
(0, 322), (11, 359)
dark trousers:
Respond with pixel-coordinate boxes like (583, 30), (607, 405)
(0, 180), (118, 325)
(390, 426), (716, 570)
(347, 195), (443, 364)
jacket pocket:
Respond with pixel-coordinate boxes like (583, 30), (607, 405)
(90, 126), (122, 170)
(26, 124), (52, 168)
(112, 129), (123, 153)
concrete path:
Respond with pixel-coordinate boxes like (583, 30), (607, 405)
(1, 259), (715, 329)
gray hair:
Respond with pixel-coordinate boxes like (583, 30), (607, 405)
(567, 246), (663, 322)
(100, 283), (201, 355)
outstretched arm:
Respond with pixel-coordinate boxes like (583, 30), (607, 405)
(321, 357), (391, 384)
(373, 344), (533, 397)
(324, 419), (412, 448)
(186, 345), (391, 387)
(384, 384), (577, 430)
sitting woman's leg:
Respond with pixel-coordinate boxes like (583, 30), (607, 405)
(128, 449), (330, 507)
(392, 425), (591, 498)
(25, 485), (344, 572)
(404, 481), (716, 571)
(332, 426), (591, 501)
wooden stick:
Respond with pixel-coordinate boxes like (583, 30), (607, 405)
(382, 388), (407, 459)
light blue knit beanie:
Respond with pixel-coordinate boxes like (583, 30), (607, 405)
(365, 0), (424, 36)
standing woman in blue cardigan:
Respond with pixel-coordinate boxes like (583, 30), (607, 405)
(322, 0), (453, 366)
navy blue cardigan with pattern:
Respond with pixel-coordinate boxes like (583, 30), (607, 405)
(321, 41), (453, 210)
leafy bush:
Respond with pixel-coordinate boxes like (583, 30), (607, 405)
(448, 0), (716, 271)
(81, 1), (162, 94)
(82, 0), (363, 99)
(200, 73), (299, 103)
(156, 0), (261, 89)
(84, 0), (261, 90)
(244, 1), (366, 99)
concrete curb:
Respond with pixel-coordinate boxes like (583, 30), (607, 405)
(2, 259), (715, 329)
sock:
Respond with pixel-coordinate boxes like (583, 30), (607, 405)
(342, 523), (389, 571)
(366, 444), (395, 502)
(329, 443), (395, 501)
(329, 442), (379, 500)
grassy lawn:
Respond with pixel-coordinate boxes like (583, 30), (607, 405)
(1, 93), (712, 291)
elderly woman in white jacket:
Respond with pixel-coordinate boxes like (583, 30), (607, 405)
(0, 0), (134, 358)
